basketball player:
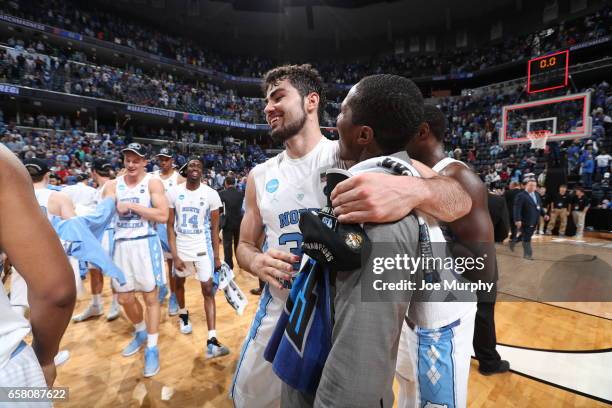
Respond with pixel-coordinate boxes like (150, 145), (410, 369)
(152, 148), (185, 315)
(104, 143), (169, 378)
(166, 158), (230, 357)
(0, 145), (75, 390)
(12, 158), (77, 368)
(391, 105), (501, 408)
(61, 173), (98, 214)
(72, 159), (120, 322)
(230, 65), (472, 408)
(311, 74), (428, 408)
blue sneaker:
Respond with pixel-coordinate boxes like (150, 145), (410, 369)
(144, 346), (160, 377)
(158, 285), (168, 305)
(121, 330), (147, 357)
(168, 293), (179, 316)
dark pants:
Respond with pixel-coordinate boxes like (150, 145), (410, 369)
(222, 227), (240, 269)
(473, 284), (502, 371)
(518, 225), (536, 257)
(509, 219), (517, 242)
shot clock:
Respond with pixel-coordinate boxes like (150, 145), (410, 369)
(527, 50), (569, 93)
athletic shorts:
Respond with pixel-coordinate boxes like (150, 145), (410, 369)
(101, 229), (113, 255)
(395, 307), (476, 408)
(111, 236), (166, 293)
(230, 285), (285, 408)
(173, 258), (213, 282)
(0, 342), (50, 407)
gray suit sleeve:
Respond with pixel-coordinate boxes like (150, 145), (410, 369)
(314, 215), (420, 408)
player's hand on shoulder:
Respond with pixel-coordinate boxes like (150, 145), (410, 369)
(331, 173), (413, 223)
(251, 249), (297, 290)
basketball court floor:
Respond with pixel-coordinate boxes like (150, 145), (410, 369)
(19, 235), (610, 407)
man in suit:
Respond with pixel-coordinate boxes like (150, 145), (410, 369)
(488, 190), (510, 243)
(504, 181), (521, 243)
(218, 176), (244, 270)
(512, 179), (549, 260)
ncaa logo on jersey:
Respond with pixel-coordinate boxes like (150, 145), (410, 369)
(179, 194), (185, 200)
(140, 189), (145, 193)
(118, 185), (126, 191)
(266, 179), (279, 193)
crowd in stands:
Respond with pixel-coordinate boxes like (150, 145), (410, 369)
(2, 1), (610, 83)
(0, 108), (269, 189)
(0, 43), (265, 124)
(0, 36), (343, 126)
(0, 0), (610, 212)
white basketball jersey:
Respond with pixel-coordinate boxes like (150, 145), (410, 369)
(432, 157), (468, 173)
(62, 183), (97, 214)
(152, 170), (180, 192)
(34, 188), (54, 222)
(167, 183), (222, 260)
(252, 137), (342, 300)
(0, 289), (30, 369)
(407, 157), (476, 328)
(114, 174), (156, 240)
(95, 181), (115, 229)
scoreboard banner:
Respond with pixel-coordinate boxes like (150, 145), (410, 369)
(527, 50), (569, 93)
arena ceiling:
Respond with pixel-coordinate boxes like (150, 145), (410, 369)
(100, 0), (519, 41)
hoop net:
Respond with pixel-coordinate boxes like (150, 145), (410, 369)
(527, 130), (551, 150)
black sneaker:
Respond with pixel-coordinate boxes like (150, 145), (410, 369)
(206, 337), (229, 359)
(179, 312), (192, 334)
(479, 360), (510, 376)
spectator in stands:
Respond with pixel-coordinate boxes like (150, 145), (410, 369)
(602, 172), (610, 189)
(581, 153), (595, 188)
(595, 149), (611, 181)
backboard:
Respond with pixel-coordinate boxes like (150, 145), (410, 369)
(500, 92), (591, 145)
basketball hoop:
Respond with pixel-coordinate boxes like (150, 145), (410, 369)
(527, 130), (551, 150)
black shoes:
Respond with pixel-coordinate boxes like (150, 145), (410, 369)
(479, 360), (510, 376)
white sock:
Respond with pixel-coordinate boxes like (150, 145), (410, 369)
(208, 330), (217, 340)
(134, 321), (146, 333)
(111, 294), (119, 306)
(178, 308), (187, 315)
(147, 333), (158, 348)
(92, 294), (102, 307)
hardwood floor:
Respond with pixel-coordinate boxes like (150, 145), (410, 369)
(33, 237), (612, 406)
